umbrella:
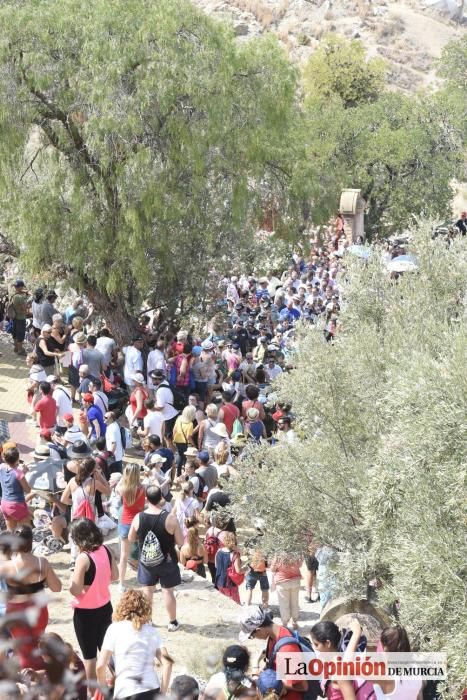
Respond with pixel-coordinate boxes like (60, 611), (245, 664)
(348, 245), (372, 259)
(386, 254), (419, 273)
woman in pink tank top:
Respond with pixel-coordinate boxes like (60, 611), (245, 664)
(69, 518), (117, 691)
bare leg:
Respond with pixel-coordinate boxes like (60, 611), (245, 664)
(143, 585), (155, 607)
(118, 537), (130, 587)
(162, 587), (177, 623)
(5, 517), (18, 532)
(83, 658), (96, 698)
(246, 588), (253, 606)
(261, 589), (269, 607)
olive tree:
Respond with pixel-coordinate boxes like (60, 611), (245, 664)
(233, 225), (466, 697)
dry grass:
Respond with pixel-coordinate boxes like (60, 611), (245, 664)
(232, 0), (290, 28)
(376, 14), (406, 41)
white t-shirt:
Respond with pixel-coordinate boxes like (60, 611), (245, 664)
(95, 336), (116, 367)
(143, 411), (165, 439)
(93, 390), (109, 415)
(155, 382), (178, 420)
(105, 421), (123, 461)
(52, 386), (73, 425)
(64, 425), (88, 445)
(265, 364), (283, 382)
(147, 349), (167, 387)
(123, 346), (143, 386)
(102, 621), (161, 699)
(374, 680), (422, 700)
(204, 671), (228, 699)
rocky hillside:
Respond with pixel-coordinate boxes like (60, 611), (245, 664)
(192, 0), (465, 91)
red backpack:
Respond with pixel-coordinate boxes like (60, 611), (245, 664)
(204, 527), (224, 562)
(74, 486), (96, 522)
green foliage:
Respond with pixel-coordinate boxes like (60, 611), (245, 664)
(438, 38), (467, 92)
(303, 35), (387, 108)
(233, 225), (467, 698)
(0, 0), (304, 333)
(301, 36), (465, 233)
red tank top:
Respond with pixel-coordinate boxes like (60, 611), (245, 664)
(130, 387), (148, 419)
(221, 403), (240, 435)
(121, 488), (145, 525)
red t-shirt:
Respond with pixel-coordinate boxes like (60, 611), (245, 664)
(221, 402), (240, 435)
(266, 626), (306, 700)
(34, 395), (57, 429)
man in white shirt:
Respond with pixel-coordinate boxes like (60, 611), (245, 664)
(149, 370), (179, 449)
(146, 339), (167, 393)
(95, 328), (117, 368)
(265, 357), (283, 383)
(103, 410), (124, 472)
(47, 375), (73, 427)
(138, 399), (165, 441)
(123, 337), (144, 389)
(89, 377), (109, 415)
(63, 414), (88, 446)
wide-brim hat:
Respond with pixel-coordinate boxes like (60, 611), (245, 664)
(74, 332), (87, 345)
(150, 453), (167, 464)
(211, 423), (229, 438)
(185, 447), (199, 457)
(66, 440), (92, 459)
(131, 372), (146, 384)
(247, 407), (259, 420)
(33, 445), (50, 459)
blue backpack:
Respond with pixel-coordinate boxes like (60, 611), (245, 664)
(267, 630), (321, 700)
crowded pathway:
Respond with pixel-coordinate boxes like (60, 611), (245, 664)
(0, 223), (439, 699)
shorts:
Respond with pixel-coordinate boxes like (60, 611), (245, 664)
(68, 365), (80, 389)
(118, 522), (131, 539)
(1, 500), (30, 521)
(164, 415), (177, 439)
(137, 557), (181, 589)
(245, 570), (270, 591)
(73, 601), (112, 660)
(12, 319), (26, 342)
(305, 555), (319, 571)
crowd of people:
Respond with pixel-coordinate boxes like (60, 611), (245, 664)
(0, 223), (439, 699)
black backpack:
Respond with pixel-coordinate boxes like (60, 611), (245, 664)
(157, 382), (185, 411)
(193, 473), (208, 500)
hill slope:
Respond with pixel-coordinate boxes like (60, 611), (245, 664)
(192, 0), (465, 91)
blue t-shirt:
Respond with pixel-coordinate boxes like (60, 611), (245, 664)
(87, 405), (106, 438)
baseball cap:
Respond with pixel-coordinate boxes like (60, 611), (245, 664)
(63, 413), (74, 422)
(198, 450), (210, 463)
(238, 605), (271, 642)
(46, 375), (58, 383)
(257, 669), (284, 695)
(201, 339), (214, 350)
(82, 393), (94, 403)
(14, 280), (26, 288)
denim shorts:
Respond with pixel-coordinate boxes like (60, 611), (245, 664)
(118, 522), (131, 540)
(245, 570), (269, 591)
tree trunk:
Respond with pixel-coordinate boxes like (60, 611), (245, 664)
(85, 285), (139, 346)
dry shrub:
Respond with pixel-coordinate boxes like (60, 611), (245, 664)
(376, 14), (405, 41)
(232, 0), (289, 27)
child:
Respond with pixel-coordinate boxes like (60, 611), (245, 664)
(245, 546), (270, 610)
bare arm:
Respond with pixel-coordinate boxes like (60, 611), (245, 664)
(69, 553), (89, 597)
(156, 647), (174, 695)
(128, 514), (140, 543)
(44, 559), (62, 592)
(95, 472), (111, 497)
(96, 648), (112, 689)
(168, 513), (184, 547)
(18, 475), (31, 494)
(60, 481), (73, 505)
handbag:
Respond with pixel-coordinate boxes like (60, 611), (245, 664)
(74, 484), (96, 522)
(227, 552), (244, 586)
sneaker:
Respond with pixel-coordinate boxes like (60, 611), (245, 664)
(167, 621), (180, 632)
(69, 561), (75, 571)
(118, 584), (126, 594)
(305, 596), (312, 603)
(311, 588), (320, 602)
(263, 607), (272, 615)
